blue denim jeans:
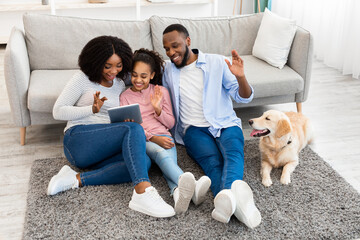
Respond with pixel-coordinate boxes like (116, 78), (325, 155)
(183, 126), (245, 196)
(63, 122), (151, 187)
(146, 135), (183, 194)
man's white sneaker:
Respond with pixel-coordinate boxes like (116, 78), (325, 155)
(231, 180), (262, 229)
(129, 186), (175, 218)
(173, 172), (196, 214)
(47, 165), (79, 196)
(192, 176), (211, 206)
(211, 189), (236, 223)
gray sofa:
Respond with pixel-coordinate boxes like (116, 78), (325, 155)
(4, 13), (313, 145)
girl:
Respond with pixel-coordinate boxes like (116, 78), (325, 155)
(120, 48), (211, 214)
(48, 36), (175, 218)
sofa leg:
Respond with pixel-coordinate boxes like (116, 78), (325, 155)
(296, 102), (302, 113)
(20, 127), (26, 146)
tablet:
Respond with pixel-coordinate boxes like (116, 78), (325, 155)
(108, 103), (143, 124)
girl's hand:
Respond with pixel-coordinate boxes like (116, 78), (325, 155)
(225, 50), (245, 78)
(150, 85), (163, 116)
(92, 91), (108, 113)
(150, 136), (175, 149)
(124, 119), (135, 122)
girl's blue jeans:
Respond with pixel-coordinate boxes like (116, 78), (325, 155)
(63, 122), (151, 187)
(183, 126), (245, 196)
(146, 135), (183, 195)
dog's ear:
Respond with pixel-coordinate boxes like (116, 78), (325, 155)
(276, 119), (291, 138)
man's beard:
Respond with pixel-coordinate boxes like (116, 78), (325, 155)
(173, 47), (189, 69)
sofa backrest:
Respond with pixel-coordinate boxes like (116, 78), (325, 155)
(149, 14), (263, 59)
(23, 13), (264, 70)
(23, 13), (153, 71)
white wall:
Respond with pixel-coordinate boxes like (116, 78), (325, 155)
(55, 4), (213, 21)
(0, 0), (255, 44)
(218, 0), (254, 16)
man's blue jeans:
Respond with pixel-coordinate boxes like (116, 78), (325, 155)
(146, 135), (183, 195)
(63, 122), (151, 187)
(183, 126), (245, 196)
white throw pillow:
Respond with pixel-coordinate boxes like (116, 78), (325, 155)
(252, 8), (297, 69)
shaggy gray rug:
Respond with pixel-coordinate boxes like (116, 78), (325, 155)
(24, 140), (360, 239)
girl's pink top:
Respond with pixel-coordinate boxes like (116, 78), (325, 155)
(120, 84), (175, 141)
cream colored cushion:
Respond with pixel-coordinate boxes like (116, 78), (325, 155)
(23, 13), (152, 70)
(252, 8), (297, 69)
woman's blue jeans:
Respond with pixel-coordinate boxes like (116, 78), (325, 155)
(63, 122), (151, 187)
(146, 135), (183, 195)
(183, 126), (245, 196)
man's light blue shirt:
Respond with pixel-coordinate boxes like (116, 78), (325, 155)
(162, 49), (254, 145)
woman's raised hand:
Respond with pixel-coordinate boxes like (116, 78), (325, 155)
(150, 85), (163, 116)
(92, 91), (108, 113)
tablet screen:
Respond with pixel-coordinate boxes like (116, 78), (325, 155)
(108, 103), (143, 124)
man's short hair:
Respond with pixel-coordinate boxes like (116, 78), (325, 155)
(163, 24), (189, 38)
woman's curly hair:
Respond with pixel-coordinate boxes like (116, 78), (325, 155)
(132, 48), (164, 85)
(78, 36), (133, 84)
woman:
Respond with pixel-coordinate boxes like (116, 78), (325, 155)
(47, 36), (175, 218)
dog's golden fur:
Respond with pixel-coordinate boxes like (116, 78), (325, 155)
(249, 110), (313, 187)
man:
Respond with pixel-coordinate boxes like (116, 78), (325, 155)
(162, 24), (261, 228)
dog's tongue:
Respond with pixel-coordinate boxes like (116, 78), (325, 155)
(250, 129), (263, 137)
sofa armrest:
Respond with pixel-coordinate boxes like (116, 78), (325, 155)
(287, 27), (314, 103)
(4, 27), (31, 127)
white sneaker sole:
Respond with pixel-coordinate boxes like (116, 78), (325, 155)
(192, 176), (211, 206)
(231, 180), (261, 229)
(129, 201), (175, 218)
(174, 172), (196, 214)
(211, 189), (236, 223)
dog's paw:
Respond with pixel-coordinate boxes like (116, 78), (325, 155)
(262, 178), (273, 187)
(280, 175), (291, 185)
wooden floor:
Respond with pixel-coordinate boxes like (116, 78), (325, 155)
(1, 45), (360, 239)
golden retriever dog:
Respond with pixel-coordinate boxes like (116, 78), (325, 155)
(249, 110), (313, 187)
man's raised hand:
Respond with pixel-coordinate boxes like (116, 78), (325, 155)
(92, 91), (108, 113)
(225, 49), (245, 78)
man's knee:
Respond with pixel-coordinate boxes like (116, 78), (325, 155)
(219, 127), (244, 147)
(223, 126), (244, 138)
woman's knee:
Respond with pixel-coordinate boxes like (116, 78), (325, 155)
(124, 122), (145, 137)
(64, 145), (76, 166)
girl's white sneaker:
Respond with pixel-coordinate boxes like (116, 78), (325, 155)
(173, 172), (196, 214)
(192, 176), (211, 206)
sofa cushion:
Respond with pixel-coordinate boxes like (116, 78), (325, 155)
(23, 13), (153, 71)
(150, 14), (265, 60)
(230, 13), (263, 55)
(150, 15), (232, 59)
(241, 55), (303, 98)
(252, 9), (297, 69)
(28, 70), (79, 113)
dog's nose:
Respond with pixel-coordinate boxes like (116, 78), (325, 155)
(249, 119), (253, 126)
